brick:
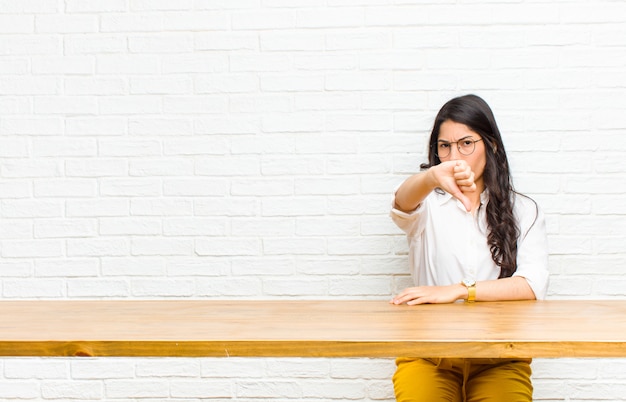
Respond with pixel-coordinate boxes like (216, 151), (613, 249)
(236, 381), (301, 398)
(0, 381), (40, 399)
(231, 218), (294, 237)
(195, 238), (260, 256)
(262, 237), (326, 255)
(0, 15), (34, 34)
(131, 237), (193, 256)
(130, 198), (193, 216)
(329, 277), (391, 296)
(0, 34), (60, 55)
(194, 116), (258, 135)
(196, 156), (260, 176)
(166, 257), (230, 276)
(230, 94), (292, 113)
(66, 199), (129, 217)
(35, 258), (99, 277)
(71, 360), (135, 379)
(129, 33), (193, 53)
(67, 279), (129, 297)
(34, 96), (98, 115)
(231, 258), (295, 276)
(164, 136), (228, 155)
(135, 358), (200, 377)
(34, 219), (98, 239)
(301, 380), (366, 399)
(267, 358), (330, 378)
(297, 7), (363, 28)
(64, 35), (127, 54)
(104, 380), (169, 398)
(194, 198), (258, 217)
(4, 359), (68, 379)
(130, 0), (192, 11)
(67, 238), (129, 257)
(2, 240), (64, 258)
(99, 178), (162, 197)
(164, 10), (230, 30)
(170, 381), (232, 398)
(41, 381), (102, 399)
(195, 32), (258, 51)
(163, 217), (227, 236)
(0, 0), (59, 13)
(201, 358), (264, 378)
(260, 32), (324, 52)
(326, 72), (392, 91)
(130, 76), (193, 95)
(131, 278), (195, 296)
(129, 158), (194, 176)
(0, 77), (59, 95)
(2, 279), (64, 298)
(261, 156), (325, 175)
(161, 53), (229, 73)
(1, 199), (62, 218)
(34, 179), (97, 198)
(98, 139), (161, 157)
(232, 10), (295, 30)
(96, 55), (161, 74)
(261, 197), (326, 217)
(295, 178), (359, 196)
(64, 77), (126, 95)
(65, 159), (127, 177)
(296, 258), (360, 275)
(99, 14), (162, 32)
(195, 277), (262, 297)
(0, 261), (32, 278)
(35, 15), (98, 33)
(231, 133), (294, 154)
(296, 217), (359, 236)
(163, 178), (229, 196)
(102, 257), (166, 276)
(264, 278), (329, 296)
(99, 218), (162, 236)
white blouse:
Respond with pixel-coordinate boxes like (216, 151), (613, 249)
(390, 188), (550, 300)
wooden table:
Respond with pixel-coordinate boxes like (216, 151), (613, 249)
(1, 299), (625, 358)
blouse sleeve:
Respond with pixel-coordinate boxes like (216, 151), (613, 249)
(512, 196), (550, 300)
(389, 184), (428, 238)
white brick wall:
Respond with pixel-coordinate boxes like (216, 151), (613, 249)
(1, 0), (625, 400)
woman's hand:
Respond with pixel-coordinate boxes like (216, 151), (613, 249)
(390, 284), (466, 305)
(429, 160), (476, 212)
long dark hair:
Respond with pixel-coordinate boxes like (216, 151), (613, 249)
(421, 94), (518, 278)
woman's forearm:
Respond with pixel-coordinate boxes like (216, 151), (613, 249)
(394, 171), (437, 213)
(475, 276), (536, 302)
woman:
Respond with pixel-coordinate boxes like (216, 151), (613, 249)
(390, 94), (549, 402)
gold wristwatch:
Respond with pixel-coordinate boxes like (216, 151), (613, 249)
(462, 279), (476, 303)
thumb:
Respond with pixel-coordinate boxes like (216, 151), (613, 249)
(449, 187), (472, 212)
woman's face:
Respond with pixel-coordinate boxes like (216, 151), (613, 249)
(437, 120), (487, 192)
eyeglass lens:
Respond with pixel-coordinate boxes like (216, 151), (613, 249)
(436, 139), (477, 158)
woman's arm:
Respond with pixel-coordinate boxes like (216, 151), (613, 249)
(390, 276), (535, 305)
(395, 160), (475, 213)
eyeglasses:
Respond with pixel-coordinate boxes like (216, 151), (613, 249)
(435, 137), (483, 158)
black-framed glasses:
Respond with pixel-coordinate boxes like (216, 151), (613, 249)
(435, 137), (483, 158)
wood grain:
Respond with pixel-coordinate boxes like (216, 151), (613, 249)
(1, 300), (625, 358)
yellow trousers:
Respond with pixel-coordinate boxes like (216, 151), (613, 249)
(393, 358), (533, 402)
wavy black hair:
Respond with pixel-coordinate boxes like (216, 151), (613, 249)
(420, 94), (520, 278)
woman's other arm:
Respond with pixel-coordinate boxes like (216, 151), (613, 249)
(390, 276), (536, 305)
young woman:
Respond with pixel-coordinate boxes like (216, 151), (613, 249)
(389, 94), (549, 402)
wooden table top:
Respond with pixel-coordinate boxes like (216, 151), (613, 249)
(1, 299), (625, 358)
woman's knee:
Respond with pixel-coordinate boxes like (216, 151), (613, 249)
(393, 358), (462, 402)
(466, 360), (533, 402)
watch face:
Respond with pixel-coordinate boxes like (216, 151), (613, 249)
(463, 279), (476, 287)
